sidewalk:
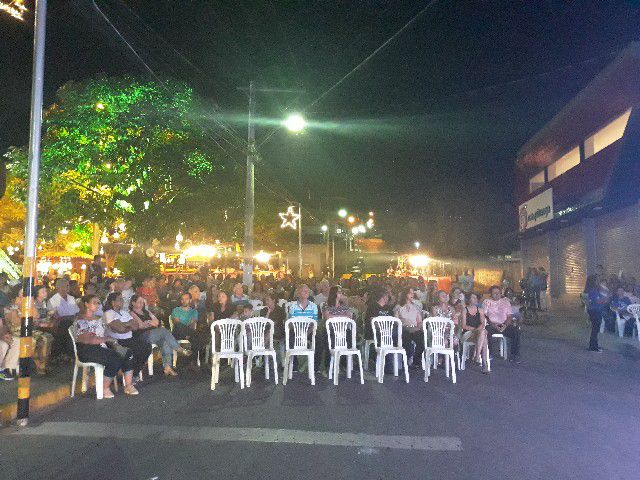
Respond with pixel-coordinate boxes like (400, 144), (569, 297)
(0, 365), (73, 424)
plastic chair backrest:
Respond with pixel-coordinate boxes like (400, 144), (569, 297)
(627, 304), (640, 319)
(277, 299), (287, 308)
(326, 317), (356, 350)
(425, 316), (455, 349)
(67, 326), (80, 362)
(243, 317), (274, 351)
(285, 318), (316, 351)
(249, 299), (263, 308)
(372, 316), (401, 349)
(211, 319), (243, 354)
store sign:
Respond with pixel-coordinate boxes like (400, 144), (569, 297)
(519, 188), (553, 232)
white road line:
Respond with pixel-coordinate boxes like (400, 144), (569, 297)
(13, 421), (462, 451)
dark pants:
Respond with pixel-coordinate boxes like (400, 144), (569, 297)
(51, 316), (75, 358)
(403, 329), (424, 365)
(76, 344), (129, 378)
(118, 337), (152, 375)
(587, 308), (602, 350)
(174, 322), (206, 363)
(487, 324), (521, 357)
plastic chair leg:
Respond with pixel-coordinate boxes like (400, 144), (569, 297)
(333, 354), (340, 386)
(379, 354), (386, 383)
(308, 355), (315, 385)
(147, 352), (154, 376)
(172, 350), (177, 369)
(245, 354), (253, 388)
(393, 354), (399, 377)
(450, 354), (457, 384)
(81, 366), (89, 393)
(357, 353), (364, 384)
(328, 355), (334, 380)
(403, 353), (409, 383)
(211, 358), (218, 390)
(239, 357), (245, 389)
(71, 364), (78, 397)
(347, 355), (353, 379)
(95, 366), (104, 400)
(272, 353), (279, 385)
(264, 356), (270, 380)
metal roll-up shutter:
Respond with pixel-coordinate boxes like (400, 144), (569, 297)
(596, 204), (640, 279)
(558, 224), (587, 296)
(520, 233), (550, 276)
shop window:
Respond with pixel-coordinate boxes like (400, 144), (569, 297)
(529, 170), (545, 193)
(548, 146), (580, 181)
(584, 109), (631, 158)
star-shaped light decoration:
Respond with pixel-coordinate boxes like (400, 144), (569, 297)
(279, 206), (300, 230)
(0, 1), (27, 20)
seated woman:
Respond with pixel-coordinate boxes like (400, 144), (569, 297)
(0, 288), (20, 380)
(73, 294), (137, 398)
(103, 292), (152, 383)
(431, 290), (459, 349)
(393, 288), (423, 370)
(129, 294), (188, 377)
(460, 293), (490, 374)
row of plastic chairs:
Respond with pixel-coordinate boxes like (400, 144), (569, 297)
(580, 295), (640, 340)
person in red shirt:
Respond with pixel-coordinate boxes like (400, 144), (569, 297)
(137, 277), (159, 309)
(482, 285), (521, 363)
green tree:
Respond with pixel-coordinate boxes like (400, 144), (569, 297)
(6, 77), (241, 243)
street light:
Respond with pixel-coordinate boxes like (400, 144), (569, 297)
(283, 113), (306, 133)
(321, 224), (328, 232)
(347, 215), (355, 224)
(338, 209), (347, 218)
(414, 241), (420, 249)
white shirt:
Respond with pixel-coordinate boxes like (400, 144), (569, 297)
(48, 293), (80, 317)
(103, 309), (133, 340)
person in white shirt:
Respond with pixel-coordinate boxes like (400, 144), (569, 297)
(314, 279), (330, 307)
(103, 292), (152, 382)
(49, 278), (81, 359)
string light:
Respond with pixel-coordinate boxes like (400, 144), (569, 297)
(0, 1), (27, 20)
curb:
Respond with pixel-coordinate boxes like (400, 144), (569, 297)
(0, 384), (71, 425)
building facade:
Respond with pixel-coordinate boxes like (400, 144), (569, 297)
(515, 43), (640, 302)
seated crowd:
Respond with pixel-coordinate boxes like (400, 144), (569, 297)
(0, 267), (523, 395)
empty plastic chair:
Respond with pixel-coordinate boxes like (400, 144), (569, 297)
(243, 317), (278, 387)
(372, 316), (409, 383)
(283, 318), (317, 385)
(423, 317), (456, 383)
(326, 317), (364, 385)
(210, 319), (244, 390)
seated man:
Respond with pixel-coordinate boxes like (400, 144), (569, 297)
(230, 283), (251, 307)
(483, 285), (521, 363)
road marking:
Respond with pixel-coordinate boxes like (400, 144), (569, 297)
(13, 421), (462, 451)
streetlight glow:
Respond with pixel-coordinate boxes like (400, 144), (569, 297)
(338, 209), (347, 218)
(414, 241), (420, 249)
(284, 113), (306, 132)
(347, 215), (355, 224)
(321, 224), (328, 232)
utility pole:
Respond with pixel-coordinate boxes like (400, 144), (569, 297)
(242, 81), (256, 289)
(298, 203), (303, 278)
(18, 0), (47, 427)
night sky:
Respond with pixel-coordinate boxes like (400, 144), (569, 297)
(2, 1), (639, 255)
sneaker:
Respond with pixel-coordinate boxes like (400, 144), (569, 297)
(0, 370), (14, 381)
(509, 356), (521, 364)
(588, 347), (603, 353)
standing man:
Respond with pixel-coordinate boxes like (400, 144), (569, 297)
(483, 285), (521, 363)
(88, 255), (105, 284)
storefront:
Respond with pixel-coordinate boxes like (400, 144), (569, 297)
(516, 43), (640, 303)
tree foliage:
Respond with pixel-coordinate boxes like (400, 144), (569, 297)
(6, 77), (241, 243)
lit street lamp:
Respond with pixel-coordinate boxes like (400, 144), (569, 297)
(283, 113), (306, 133)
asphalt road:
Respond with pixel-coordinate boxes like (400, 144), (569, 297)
(1, 320), (639, 480)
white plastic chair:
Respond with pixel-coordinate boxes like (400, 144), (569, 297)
(627, 304), (640, 342)
(243, 317), (278, 387)
(210, 319), (244, 390)
(326, 317), (364, 385)
(610, 306), (627, 338)
(460, 333), (491, 372)
(491, 333), (508, 360)
(277, 299), (288, 308)
(423, 317), (456, 383)
(283, 318), (317, 385)
(68, 327), (106, 400)
(371, 316), (409, 383)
